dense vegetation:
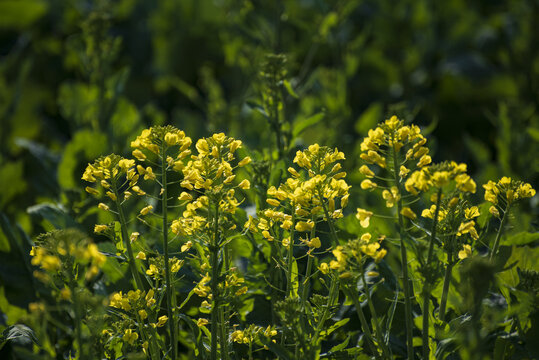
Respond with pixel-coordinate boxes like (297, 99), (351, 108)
(0, 1), (538, 359)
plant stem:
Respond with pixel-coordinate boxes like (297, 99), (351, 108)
(489, 204), (510, 262)
(345, 286), (381, 360)
(361, 266), (391, 359)
(312, 277), (339, 344)
(286, 211), (296, 297)
(391, 141), (414, 360)
(422, 188), (442, 360)
(317, 188), (338, 245)
(113, 189), (144, 290)
(210, 203), (220, 360)
(439, 253), (453, 323)
(160, 145), (177, 360)
(301, 252), (313, 304)
(68, 266), (85, 360)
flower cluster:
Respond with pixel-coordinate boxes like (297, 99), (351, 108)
(321, 233), (387, 278)
(130, 126), (192, 166)
(193, 270), (248, 302)
(171, 133), (251, 239)
(483, 176), (536, 216)
(359, 115), (429, 178)
(230, 324), (278, 345)
(253, 144), (349, 248)
(30, 229), (106, 284)
(405, 161), (476, 196)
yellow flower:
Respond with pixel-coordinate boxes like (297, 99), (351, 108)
(60, 287), (71, 300)
(98, 203), (109, 211)
(132, 149), (146, 160)
(308, 237), (321, 249)
(164, 132), (179, 146)
(156, 315), (168, 327)
(417, 155), (432, 167)
(399, 165), (410, 178)
(181, 241), (193, 252)
(94, 224), (108, 233)
(130, 232), (140, 243)
(457, 221), (479, 240)
(464, 206), (480, 219)
(360, 179), (377, 190)
(288, 167), (300, 178)
(295, 221), (314, 232)
(359, 165), (374, 178)
(238, 179), (250, 189)
(400, 207), (417, 220)
(266, 198), (281, 207)
(197, 318), (209, 327)
(178, 192), (193, 201)
(356, 208), (373, 228)
(136, 251), (146, 260)
(123, 329), (138, 345)
(458, 245), (472, 260)
(489, 206), (500, 217)
(146, 264), (159, 276)
(140, 205), (153, 216)
(238, 157), (252, 167)
(318, 263), (329, 274)
(517, 183), (536, 198)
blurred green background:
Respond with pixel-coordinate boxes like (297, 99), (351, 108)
(1, 0), (538, 237)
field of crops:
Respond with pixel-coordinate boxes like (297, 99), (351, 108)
(0, 1), (538, 359)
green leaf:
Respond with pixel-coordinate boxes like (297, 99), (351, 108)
(27, 203), (78, 230)
(355, 103), (382, 134)
(0, 0), (48, 30)
(328, 335), (350, 353)
(259, 336), (293, 360)
(1, 324), (38, 346)
(283, 80), (298, 99)
(57, 129), (107, 189)
(501, 232), (539, 246)
(0, 160), (27, 208)
(293, 112), (325, 137)
(319, 318), (349, 337)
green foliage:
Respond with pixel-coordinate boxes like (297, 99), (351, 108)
(0, 0), (538, 359)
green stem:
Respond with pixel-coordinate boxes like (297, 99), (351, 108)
(439, 254), (454, 323)
(160, 144), (177, 360)
(317, 188), (338, 245)
(286, 211), (296, 297)
(391, 141), (415, 360)
(313, 277), (339, 345)
(422, 188), (442, 360)
(114, 190), (144, 290)
(361, 266), (391, 359)
(301, 253), (313, 304)
(489, 204), (510, 261)
(345, 286), (381, 360)
(210, 203), (220, 360)
(68, 267), (85, 360)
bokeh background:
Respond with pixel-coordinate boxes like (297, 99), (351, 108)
(1, 0), (538, 244)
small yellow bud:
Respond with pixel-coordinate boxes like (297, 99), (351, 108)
(98, 203), (109, 211)
(140, 205), (153, 216)
(136, 251), (146, 260)
(238, 179), (250, 189)
(130, 232), (140, 243)
(238, 157), (252, 167)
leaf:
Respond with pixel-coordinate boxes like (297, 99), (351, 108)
(355, 103), (382, 134)
(319, 318), (350, 337)
(1, 324), (38, 346)
(0, 0), (48, 30)
(246, 100), (268, 118)
(57, 129), (108, 189)
(259, 337), (293, 360)
(27, 203), (78, 230)
(501, 232), (539, 246)
(283, 79), (298, 99)
(293, 112), (325, 137)
(328, 335), (350, 353)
